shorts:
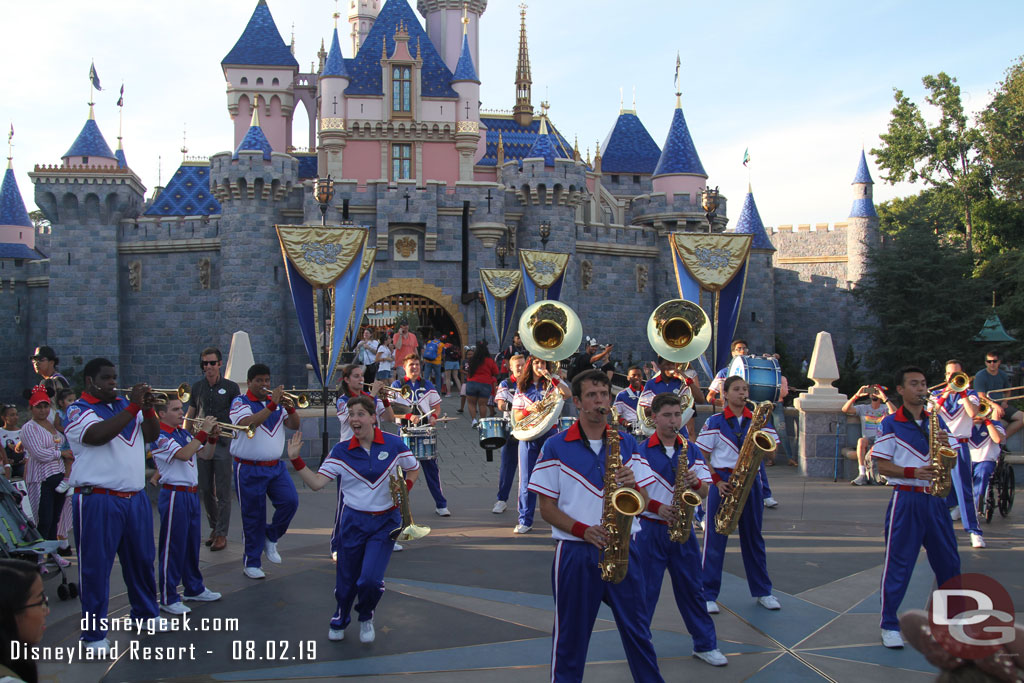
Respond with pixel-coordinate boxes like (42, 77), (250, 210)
(376, 369), (392, 380)
(465, 381), (491, 399)
(1005, 404), (1020, 420)
(861, 435), (876, 445)
(444, 361), (459, 371)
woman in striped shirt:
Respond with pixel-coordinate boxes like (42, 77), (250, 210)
(21, 387), (71, 564)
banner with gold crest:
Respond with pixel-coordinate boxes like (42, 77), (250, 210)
(519, 249), (570, 305)
(276, 225), (368, 387)
(480, 269), (522, 349)
(347, 247), (378, 347)
(669, 233), (752, 373)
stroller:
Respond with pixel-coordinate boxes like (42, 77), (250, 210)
(0, 475), (79, 600)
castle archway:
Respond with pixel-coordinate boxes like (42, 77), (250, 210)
(360, 278), (469, 351)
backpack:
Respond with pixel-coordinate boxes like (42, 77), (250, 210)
(423, 340), (440, 361)
(443, 344), (461, 362)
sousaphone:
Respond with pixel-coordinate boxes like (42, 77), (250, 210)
(511, 300), (582, 441)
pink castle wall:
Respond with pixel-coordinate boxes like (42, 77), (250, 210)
(344, 140), (382, 185)
(421, 142), (459, 186)
(652, 174), (704, 204)
(0, 225), (34, 248)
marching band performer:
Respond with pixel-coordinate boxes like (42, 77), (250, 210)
(229, 363), (301, 579)
(968, 413), (1004, 515)
(64, 359), (162, 650)
(697, 376), (781, 614)
(528, 369), (664, 683)
(635, 392), (727, 667)
(390, 354), (449, 516)
(931, 360), (985, 548)
(638, 356), (703, 442)
(151, 399), (222, 614)
(613, 366), (644, 431)
(332, 364), (395, 559)
(872, 366), (961, 649)
(511, 356), (572, 534)
(286, 396), (420, 643)
(492, 353), (526, 514)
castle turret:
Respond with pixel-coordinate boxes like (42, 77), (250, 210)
(319, 25), (350, 178)
(599, 106), (661, 199)
(512, 4), (533, 127)
(0, 156), (38, 255)
(349, 0), (380, 55)
(652, 94), (707, 204)
(847, 149), (879, 284)
(727, 186), (775, 353)
(222, 0), (299, 153)
(62, 107), (118, 169)
(417, 0), (485, 75)
(451, 8), (482, 180)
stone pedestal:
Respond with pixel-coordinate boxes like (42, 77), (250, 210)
(796, 331), (849, 478)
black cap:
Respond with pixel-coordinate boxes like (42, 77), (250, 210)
(31, 346), (58, 363)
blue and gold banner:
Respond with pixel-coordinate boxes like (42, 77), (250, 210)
(669, 233), (752, 373)
(519, 249), (570, 305)
(277, 225), (368, 386)
(480, 269), (522, 349)
(347, 247), (378, 348)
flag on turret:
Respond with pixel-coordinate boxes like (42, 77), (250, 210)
(117, 84), (124, 108)
(743, 148), (750, 167)
(89, 61), (102, 91)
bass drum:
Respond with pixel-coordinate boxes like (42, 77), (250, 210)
(727, 356), (782, 404)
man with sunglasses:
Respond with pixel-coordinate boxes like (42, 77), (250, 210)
(973, 350), (1024, 441)
(185, 347), (240, 552)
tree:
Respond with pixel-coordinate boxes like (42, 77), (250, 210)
(872, 72), (989, 259)
(981, 56), (1024, 203)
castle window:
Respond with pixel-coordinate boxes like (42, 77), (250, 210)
(81, 156), (89, 164)
(392, 143), (412, 180)
(272, 77), (280, 86)
(392, 65), (412, 114)
(241, 77), (248, 85)
(611, 175), (620, 183)
(256, 77), (264, 85)
(633, 175), (641, 184)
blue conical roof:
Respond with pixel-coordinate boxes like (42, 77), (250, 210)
(853, 149), (873, 184)
(526, 119), (556, 167)
(233, 125), (273, 161)
(653, 105), (706, 177)
(452, 34), (478, 83)
(222, 0), (298, 68)
(323, 28), (348, 78)
(144, 162), (222, 217)
(115, 148), (127, 169)
(728, 189), (774, 251)
(0, 168), (32, 228)
(63, 118), (116, 160)
(600, 112), (661, 174)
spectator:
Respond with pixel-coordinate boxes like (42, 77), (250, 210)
(0, 558), (48, 683)
(567, 337), (614, 383)
(421, 332), (445, 393)
(0, 406), (23, 479)
(443, 340), (462, 397)
(464, 341), (499, 427)
(52, 389), (76, 555)
(20, 388), (70, 568)
(841, 384), (896, 485)
(973, 349), (1024, 441)
(353, 328), (380, 384)
(502, 332), (527, 361)
(392, 321), (419, 378)
(458, 347), (474, 413)
(375, 336), (395, 382)
(29, 346), (70, 400)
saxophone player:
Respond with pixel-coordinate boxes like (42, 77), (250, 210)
(635, 392), (727, 667)
(696, 376), (781, 614)
(528, 369), (664, 683)
(872, 366), (961, 650)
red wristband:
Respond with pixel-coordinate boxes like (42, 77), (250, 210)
(984, 420), (993, 426)
(691, 482), (703, 492)
(208, 436), (219, 445)
(292, 457), (306, 471)
(903, 467), (916, 479)
(126, 402), (141, 416)
(711, 472), (722, 484)
(195, 430), (209, 445)
(286, 406), (296, 415)
(143, 408), (158, 420)
(266, 400), (278, 412)
(570, 522), (588, 539)
(685, 376), (694, 386)
(646, 499), (662, 515)
(381, 398), (391, 408)
(406, 479), (414, 492)
(404, 413), (413, 421)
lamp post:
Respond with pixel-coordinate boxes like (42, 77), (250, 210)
(701, 186), (719, 234)
(539, 220), (551, 248)
(314, 176), (335, 463)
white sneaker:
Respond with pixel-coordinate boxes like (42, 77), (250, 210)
(763, 497), (779, 508)
(950, 507), (961, 521)
(331, 551), (337, 562)
(55, 479), (71, 494)
(851, 474), (868, 486)
(49, 554), (71, 568)
(82, 638), (112, 655)
(264, 539), (282, 564)
(160, 601), (191, 615)
(471, 419), (479, 428)
(513, 524), (532, 534)
(706, 601), (720, 614)
(184, 588), (221, 602)
(359, 619), (375, 643)
(492, 500), (508, 514)
(970, 533), (986, 548)
(881, 629), (904, 648)
(328, 628), (345, 641)
(435, 507), (451, 517)
(757, 595), (781, 610)
(693, 649), (728, 666)
(393, 542), (404, 552)
(697, 519), (705, 531)
(243, 566), (266, 580)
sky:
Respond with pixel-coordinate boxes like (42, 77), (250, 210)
(3, 0), (1023, 227)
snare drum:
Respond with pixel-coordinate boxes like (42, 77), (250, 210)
(401, 426), (437, 461)
(728, 356), (782, 404)
(557, 417), (576, 432)
(477, 417), (508, 449)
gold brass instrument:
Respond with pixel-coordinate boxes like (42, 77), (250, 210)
(647, 299), (712, 365)
(117, 382), (191, 405)
(668, 449), (704, 544)
(636, 390), (695, 438)
(388, 466), (431, 541)
(598, 424), (645, 584)
(713, 401), (777, 536)
(183, 417), (255, 439)
(277, 390), (311, 409)
(928, 372), (971, 393)
(923, 394), (958, 498)
(364, 383), (413, 401)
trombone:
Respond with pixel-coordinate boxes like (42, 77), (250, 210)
(928, 372), (971, 393)
(183, 417), (255, 439)
(364, 383), (412, 401)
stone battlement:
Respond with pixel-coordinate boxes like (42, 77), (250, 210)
(770, 221), (851, 233)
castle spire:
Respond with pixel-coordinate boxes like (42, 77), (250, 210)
(251, 94), (261, 127)
(513, 3), (534, 127)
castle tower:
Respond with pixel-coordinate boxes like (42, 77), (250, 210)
(0, 157), (37, 253)
(417, 0), (486, 75)
(451, 7), (482, 180)
(599, 105), (662, 204)
(349, 0), (380, 55)
(846, 149), (879, 284)
(221, 0), (299, 153)
(512, 4), (533, 127)
(319, 24), (350, 179)
(652, 92), (707, 205)
(62, 106), (118, 169)
(726, 186), (776, 353)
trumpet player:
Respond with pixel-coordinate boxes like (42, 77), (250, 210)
(613, 366), (644, 430)
(528, 370), (663, 683)
(635, 392), (726, 667)
(229, 364), (301, 579)
(151, 399), (223, 615)
(872, 366), (961, 649)
(931, 360), (985, 548)
(697, 376), (781, 614)
(285, 397), (420, 644)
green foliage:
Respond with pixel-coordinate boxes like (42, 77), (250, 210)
(981, 56), (1024, 203)
(836, 346), (865, 398)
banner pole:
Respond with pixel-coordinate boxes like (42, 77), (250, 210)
(320, 286), (330, 466)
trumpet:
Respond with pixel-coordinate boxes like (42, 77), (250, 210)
(115, 382), (191, 405)
(364, 383), (412, 401)
(183, 417), (255, 439)
(255, 388), (313, 409)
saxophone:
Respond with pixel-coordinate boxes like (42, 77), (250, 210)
(713, 401), (778, 536)
(925, 396), (959, 498)
(598, 424), (646, 584)
(668, 447), (704, 544)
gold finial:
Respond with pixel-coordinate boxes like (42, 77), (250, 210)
(416, 38), (421, 60)
(519, 2), (527, 17)
(6, 123), (12, 170)
(497, 131), (504, 152)
(586, 146), (591, 166)
(573, 135), (580, 162)
(462, 1), (469, 34)
(594, 139), (601, 159)
(333, 0), (340, 28)
(540, 100), (550, 118)
(251, 94), (261, 127)
(290, 22), (295, 51)
(382, 34), (387, 58)
(181, 124), (188, 160)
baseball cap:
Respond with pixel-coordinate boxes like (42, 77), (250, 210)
(31, 346), (58, 362)
(28, 386), (51, 407)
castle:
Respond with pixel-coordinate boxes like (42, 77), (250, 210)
(0, 0), (879, 397)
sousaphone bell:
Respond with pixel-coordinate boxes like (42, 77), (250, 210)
(646, 299), (711, 364)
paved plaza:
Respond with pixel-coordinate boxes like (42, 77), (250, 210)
(34, 395), (1023, 682)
